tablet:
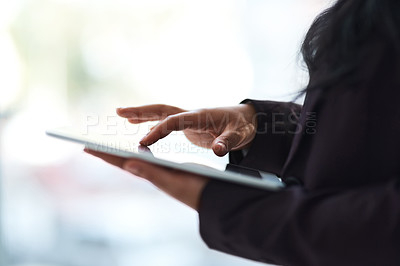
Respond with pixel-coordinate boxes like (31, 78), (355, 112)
(46, 127), (284, 190)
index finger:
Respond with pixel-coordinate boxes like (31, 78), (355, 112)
(117, 104), (186, 123)
(140, 111), (200, 146)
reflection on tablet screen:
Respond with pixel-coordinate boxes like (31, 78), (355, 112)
(47, 125), (228, 171)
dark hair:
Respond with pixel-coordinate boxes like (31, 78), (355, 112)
(301, 0), (400, 93)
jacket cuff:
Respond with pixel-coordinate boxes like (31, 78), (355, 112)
(229, 99), (301, 175)
(198, 179), (278, 264)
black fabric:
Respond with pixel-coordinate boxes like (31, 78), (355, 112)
(199, 76), (400, 265)
(229, 99), (302, 176)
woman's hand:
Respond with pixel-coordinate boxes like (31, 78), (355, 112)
(117, 104), (257, 156)
(84, 149), (208, 211)
(84, 103), (257, 210)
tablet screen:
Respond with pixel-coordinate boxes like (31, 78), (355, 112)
(47, 124), (228, 170)
(46, 124), (284, 190)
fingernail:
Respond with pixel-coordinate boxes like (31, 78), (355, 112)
(139, 137), (147, 145)
(116, 107), (127, 113)
(139, 132), (150, 145)
(216, 142), (227, 152)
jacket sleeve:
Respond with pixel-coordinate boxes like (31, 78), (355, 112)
(230, 99), (302, 175)
(199, 178), (400, 266)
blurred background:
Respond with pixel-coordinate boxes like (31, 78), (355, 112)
(0, 0), (330, 265)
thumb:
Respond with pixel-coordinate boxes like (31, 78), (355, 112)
(211, 131), (241, 157)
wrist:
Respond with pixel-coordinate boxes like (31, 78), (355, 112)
(236, 103), (257, 150)
(239, 103), (257, 132)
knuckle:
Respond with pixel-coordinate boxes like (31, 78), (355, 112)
(195, 108), (208, 114)
(159, 104), (184, 116)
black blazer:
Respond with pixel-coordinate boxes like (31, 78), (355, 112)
(199, 79), (400, 265)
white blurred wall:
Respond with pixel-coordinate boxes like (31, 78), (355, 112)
(0, 1), (329, 266)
